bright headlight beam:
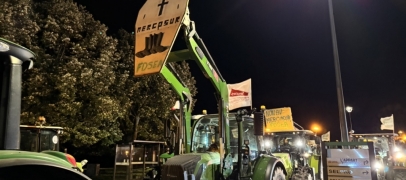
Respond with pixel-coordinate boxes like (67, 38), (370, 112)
(264, 140), (271, 147)
(396, 152), (404, 159)
(374, 162), (382, 169)
(295, 140), (303, 147)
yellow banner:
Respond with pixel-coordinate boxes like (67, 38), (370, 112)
(264, 107), (295, 132)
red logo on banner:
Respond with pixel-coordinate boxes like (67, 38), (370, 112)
(230, 89), (249, 97)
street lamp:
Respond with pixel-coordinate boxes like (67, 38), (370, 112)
(328, 0), (349, 142)
(312, 125), (320, 136)
(345, 106), (353, 133)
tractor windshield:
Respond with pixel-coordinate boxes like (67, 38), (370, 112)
(191, 114), (258, 161)
(352, 135), (390, 157)
(262, 132), (313, 153)
(20, 127), (60, 152)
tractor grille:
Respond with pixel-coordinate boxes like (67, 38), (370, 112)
(161, 154), (202, 180)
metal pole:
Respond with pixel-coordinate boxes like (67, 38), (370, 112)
(328, 0), (349, 142)
(348, 112), (352, 131)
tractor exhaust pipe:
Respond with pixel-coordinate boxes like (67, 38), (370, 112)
(0, 38), (35, 150)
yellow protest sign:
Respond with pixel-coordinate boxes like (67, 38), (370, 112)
(264, 107), (295, 132)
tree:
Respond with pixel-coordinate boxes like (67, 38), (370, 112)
(17, 0), (124, 147)
(114, 29), (198, 142)
(1, 0), (198, 150)
(0, 0), (40, 49)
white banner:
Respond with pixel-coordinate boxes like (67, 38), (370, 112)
(322, 131), (330, 142)
(227, 79), (252, 111)
(380, 114), (394, 130)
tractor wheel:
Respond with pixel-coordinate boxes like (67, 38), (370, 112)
(291, 166), (314, 180)
(291, 171), (313, 180)
(393, 170), (406, 180)
(272, 167), (286, 180)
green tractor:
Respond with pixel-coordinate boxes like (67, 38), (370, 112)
(132, 0), (323, 179)
(350, 133), (406, 180)
(0, 38), (90, 179)
(259, 130), (322, 180)
(186, 110), (323, 180)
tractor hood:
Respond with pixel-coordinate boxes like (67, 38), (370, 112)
(0, 150), (73, 168)
(0, 150), (91, 179)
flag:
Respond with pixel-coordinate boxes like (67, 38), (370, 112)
(380, 114), (394, 130)
(322, 131), (330, 142)
(227, 79), (252, 111)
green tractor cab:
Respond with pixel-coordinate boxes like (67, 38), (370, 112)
(261, 130), (322, 180)
(190, 112), (323, 180)
(20, 125), (63, 152)
(19, 124), (88, 172)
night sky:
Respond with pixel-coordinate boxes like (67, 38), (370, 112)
(75, 0), (406, 141)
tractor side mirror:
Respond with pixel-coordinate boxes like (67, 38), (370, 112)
(253, 112), (264, 136)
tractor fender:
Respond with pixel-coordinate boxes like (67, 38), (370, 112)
(252, 155), (286, 180)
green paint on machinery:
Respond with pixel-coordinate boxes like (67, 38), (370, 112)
(133, 0), (325, 179)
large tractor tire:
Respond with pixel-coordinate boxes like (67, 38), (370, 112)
(393, 169), (406, 180)
(272, 167), (286, 180)
(291, 166), (314, 180)
(291, 173), (312, 180)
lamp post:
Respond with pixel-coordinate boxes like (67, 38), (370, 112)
(345, 106), (353, 134)
(328, 0), (349, 142)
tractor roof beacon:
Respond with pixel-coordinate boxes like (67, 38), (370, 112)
(0, 38), (91, 180)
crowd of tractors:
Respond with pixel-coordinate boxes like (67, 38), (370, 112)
(1, 0), (406, 179)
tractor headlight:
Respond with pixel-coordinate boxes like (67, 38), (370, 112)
(295, 140), (303, 147)
(374, 162), (382, 169)
(395, 152), (404, 159)
(302, 153), (310, 158)
(264, 140), (271, 147)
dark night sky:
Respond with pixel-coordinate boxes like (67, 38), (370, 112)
(75, 0), (406, 140)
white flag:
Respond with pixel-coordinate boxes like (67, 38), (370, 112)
(322, 131), (330, 142)
(227, 79), (252, 111)
(380, 114), (394, 130)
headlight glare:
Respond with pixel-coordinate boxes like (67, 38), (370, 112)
(374, 162), (382, 169)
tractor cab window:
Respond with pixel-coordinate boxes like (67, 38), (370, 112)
(191, 114), (258, 162)
(263, 132), (311, 154)
(20, 127), (60, 152)
(352, 136), (390, 157)
(20, 129), (38, 152)
(191, 117), (219, 152)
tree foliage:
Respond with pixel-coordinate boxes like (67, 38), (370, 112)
(0, 0), (40, 49)
(1, 0), (198, 149)
(18, 0), (124, 147)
